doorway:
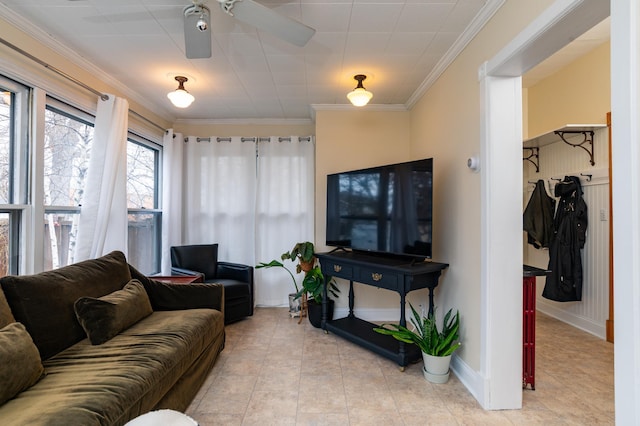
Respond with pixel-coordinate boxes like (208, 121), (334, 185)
(479, 0), (640, 420)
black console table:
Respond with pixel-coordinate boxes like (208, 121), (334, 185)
(316, 251), (448, 369)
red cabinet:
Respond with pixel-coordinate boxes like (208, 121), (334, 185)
(522, 265), (550, 390)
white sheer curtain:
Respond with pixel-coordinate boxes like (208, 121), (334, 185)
(160, 130), (183, 274)
(255, 136), (315, 306)
(182, 136), (257, 265)
(75, 95), (129, 261)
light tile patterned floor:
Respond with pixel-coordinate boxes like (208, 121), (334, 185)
(186, 308), (614, 425)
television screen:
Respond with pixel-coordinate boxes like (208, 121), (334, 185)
(326, 158), (433, 260)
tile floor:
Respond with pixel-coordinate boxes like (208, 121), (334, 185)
(186, 308), (614, 425)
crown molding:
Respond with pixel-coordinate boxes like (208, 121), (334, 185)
(405, 0), (506, 109)
(174, 117), (314, 126)
(311, 104), (407, 112)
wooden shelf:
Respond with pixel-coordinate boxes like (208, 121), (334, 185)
(523, 124), (607, 168)
(523, 124), (606, 148)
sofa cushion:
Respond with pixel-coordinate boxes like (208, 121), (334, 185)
(0, 322), (44, 405)
(0, 309), (224, 425)
(74, 280), (153, 345)
(0, 251), (132, 360)
(0, 289), (15, 328)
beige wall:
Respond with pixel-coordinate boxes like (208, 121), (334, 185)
(527, 41), (610, 137)
(314, 108), (412, 309)
(407, 0), (557, 371)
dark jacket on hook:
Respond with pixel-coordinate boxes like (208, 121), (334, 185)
(543, 176), (588, 302)
(523, 179), (556, 249)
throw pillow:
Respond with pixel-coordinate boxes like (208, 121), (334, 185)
(0, 322), (45, 405)
(74, 279), (153, 345)
(0, 290), (16, 329)
(0, 250), (132, 360)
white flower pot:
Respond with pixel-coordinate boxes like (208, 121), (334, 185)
(288, 293), (300, 316)
(422, 353), (452, 383)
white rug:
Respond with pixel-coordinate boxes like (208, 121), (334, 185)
(125, 409), (198, 426)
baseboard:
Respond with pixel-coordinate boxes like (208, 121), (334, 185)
(450, 353), (488, 408)
(536, 300), (606, 339)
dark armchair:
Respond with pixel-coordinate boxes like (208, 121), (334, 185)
(170, 244), (254, 324)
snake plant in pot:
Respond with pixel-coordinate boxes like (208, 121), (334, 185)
(374, 304), (461, 383)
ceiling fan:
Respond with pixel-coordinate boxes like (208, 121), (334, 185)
(183, 0), (316, 59)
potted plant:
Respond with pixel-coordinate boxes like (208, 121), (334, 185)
(281, 241), (316, 273)
(255, 259), (302, 316)
(296, 265), (340, 328)
(255, 242), (318, 317)
(374, 304), (461, 383)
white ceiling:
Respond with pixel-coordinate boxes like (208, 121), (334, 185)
(0, 1), (609, 123)
(0, 0), (496, 122)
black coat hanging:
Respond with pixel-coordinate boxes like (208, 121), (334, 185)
(523, 179), (556, 249)
(542, 175), (588, 302)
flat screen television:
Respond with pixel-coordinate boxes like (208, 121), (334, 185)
(326, 158), (433, 261)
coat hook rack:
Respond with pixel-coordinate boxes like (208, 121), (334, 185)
(580, 173), (593, 182)
(554, 130), (595, 166)
(523, 147), (540, 173)
(550, 177), (562, 182)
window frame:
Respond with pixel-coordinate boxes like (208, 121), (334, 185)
(126, 133), (162, 274)
(0, 75), (30, 275)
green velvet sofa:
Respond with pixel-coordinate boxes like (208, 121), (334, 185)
(0, 251), (225, 426)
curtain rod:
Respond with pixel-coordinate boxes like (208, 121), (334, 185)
(129, 109), (167, 133)
(186, 136), (312, 143)
(0, 36), (166, 133)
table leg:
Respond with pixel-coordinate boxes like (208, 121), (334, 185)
(348, 280), (355, 318)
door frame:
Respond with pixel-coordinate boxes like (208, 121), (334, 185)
(479, 0), (640, 420)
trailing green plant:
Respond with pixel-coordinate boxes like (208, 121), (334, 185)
(255, 242), (317, 293)
(295, 266), (340, 304)
(255, 260), (299, 293)
(373, 304), (461, 357)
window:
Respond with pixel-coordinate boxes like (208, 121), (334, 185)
(43, 99), (94, 270)
(1, 76), (163, 276)
(0, 76), (29, 276)
(43, 100), (162, 274)
(127, 136), (161, 275)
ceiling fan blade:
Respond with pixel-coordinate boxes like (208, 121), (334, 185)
(227, 0), (315, 47)
(184, 5), (211, 59)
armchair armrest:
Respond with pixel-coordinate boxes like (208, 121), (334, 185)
(217, 261), (254, 283)
(143, 280), (224, 313)
(170, 266), (205, 280)
(127, 264), (223, 312)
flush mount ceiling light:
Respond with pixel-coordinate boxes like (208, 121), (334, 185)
(347, 74), (373, 107)
(167, 76), (195, 108)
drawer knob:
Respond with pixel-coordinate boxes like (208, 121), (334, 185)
(372, 273), (383, 281)
(333, 265), (342, 272)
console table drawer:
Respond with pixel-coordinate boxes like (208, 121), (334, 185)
(324, 261), (353, 279)
(357, 267), (398, 290)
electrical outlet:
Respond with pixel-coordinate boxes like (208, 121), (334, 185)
(600, 208), (608, 221)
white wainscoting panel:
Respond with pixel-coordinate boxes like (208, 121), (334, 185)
(524, 127), (610, 339)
